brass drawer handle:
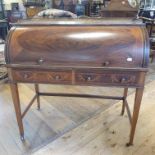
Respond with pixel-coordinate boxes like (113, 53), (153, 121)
(37, 58), (44, 64)
(102, 61), (110, 66)
(85, 76), (92, 81)
(120, 77), (127, 83)
(55, 75), (61, 80)
(23, 73), (29, 79)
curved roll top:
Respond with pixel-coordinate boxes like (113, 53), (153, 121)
(5, 19), (149, 69)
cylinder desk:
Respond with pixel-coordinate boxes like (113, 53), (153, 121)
(5, 18), (149, 146)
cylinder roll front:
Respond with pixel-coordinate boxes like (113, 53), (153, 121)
(5, 21), (149, 68)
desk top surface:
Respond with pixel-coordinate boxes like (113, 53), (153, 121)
(13, 18), (144, 26)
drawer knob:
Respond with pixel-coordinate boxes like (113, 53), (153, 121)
(86, 76), (92, 81)
(103, 61), (110, 66)
(37, 58), (44, 64)
(23, 74), (29, 79)
(55, 75), (61, 80)
(121, 77), (127, 83)
(127, 57), (133, 62)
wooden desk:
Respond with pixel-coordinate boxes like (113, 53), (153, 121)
(5, 18), (149, 146)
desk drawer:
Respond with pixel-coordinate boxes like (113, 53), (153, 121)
(12, 70), (72, 84)
(75, 70), (138, 86)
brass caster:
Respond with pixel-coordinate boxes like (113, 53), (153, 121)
(126, 142), (133, 147)
(120, 112), (124, 116)
(20, 134), (25, 142)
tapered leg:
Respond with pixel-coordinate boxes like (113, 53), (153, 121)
(121, 88), (128, 115)
(127, 88), (144, 146)
(35, 84), (40, 110)
(10, 83), (24, 141)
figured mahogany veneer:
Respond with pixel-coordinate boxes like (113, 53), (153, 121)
(5, 18), (150, 146)
(75, 70), (140, 87)
(12, 69), (72, 84)
(7, 26), (145, 68)
(11, 69), (143, 87)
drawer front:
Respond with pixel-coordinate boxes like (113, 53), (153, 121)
(12, 70), (72, 84)
(75, 70), (139, 86)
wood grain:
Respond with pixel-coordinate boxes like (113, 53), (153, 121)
(5, 22), (149, 68)
(0, 83), (122, 154)
(33, 80), (155, 155)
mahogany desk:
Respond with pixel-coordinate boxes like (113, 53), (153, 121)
(5, 18), (149, 146)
